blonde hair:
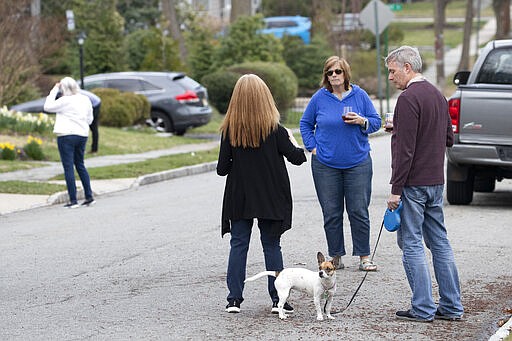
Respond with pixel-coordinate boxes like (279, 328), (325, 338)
(321, 56), (352, 92)
(220, 74), (280, 148)
(60, 76), (80, 96)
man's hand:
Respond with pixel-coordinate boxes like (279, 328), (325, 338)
(387, 194), (401, 210)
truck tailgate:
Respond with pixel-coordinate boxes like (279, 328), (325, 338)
(458, 85), (512, 145)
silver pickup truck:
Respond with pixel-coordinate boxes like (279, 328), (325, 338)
(446, 39), (512, 205)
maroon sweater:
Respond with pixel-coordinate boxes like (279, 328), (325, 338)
(390, 80), (454, 195)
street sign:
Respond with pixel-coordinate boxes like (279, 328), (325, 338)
(389, 4), (403, 11)
(359, 0), (394, 36)
(66, 10), (75, 31)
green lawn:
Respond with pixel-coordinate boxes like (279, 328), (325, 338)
(394, 0), (494, 18)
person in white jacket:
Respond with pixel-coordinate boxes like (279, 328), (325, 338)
(44, 77), (95, 208)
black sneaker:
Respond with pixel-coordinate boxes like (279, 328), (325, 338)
(271, 301), (294, 314)
(396, 310), (433, 323)
(64, 202), (79, 209)
(226, 299), (241, 313)
(435, 309), (462, 321)
(81, 198), (96, 207)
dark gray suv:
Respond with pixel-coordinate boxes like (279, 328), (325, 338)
(83, 72), (212, 135)
(11, 72), (212, 136)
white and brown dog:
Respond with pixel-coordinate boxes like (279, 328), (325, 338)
(244, 252), (339, 320)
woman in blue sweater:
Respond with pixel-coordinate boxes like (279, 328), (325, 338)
(300, 56), (381, 271)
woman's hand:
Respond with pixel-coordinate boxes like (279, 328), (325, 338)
(343, 112), (366, 126)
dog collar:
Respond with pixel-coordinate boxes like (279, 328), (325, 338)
(322, 281), (336, 291)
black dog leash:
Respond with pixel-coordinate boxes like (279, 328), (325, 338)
(329, 219), (385, 315)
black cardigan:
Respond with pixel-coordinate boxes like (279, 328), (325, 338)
(217, 125), (307, 237)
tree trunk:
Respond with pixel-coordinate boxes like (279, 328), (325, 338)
(311, 0), (333, 43)
(434, 0), (450, 89)
(230, 0), (252, 23)
(458, 0), (473, 71)
(493, 0), (511, 39)
(161, 0), (187, 62)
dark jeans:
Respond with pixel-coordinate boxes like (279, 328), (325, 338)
(311, 154), (373, 258)
(89, 104), (100, 153)
(226, 219), (283, 303)
(57, 135), (93, 203)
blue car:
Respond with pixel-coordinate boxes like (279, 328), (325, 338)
(260, 16), (311, 44)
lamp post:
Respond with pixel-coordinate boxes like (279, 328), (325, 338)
(77, 31), (86, 89)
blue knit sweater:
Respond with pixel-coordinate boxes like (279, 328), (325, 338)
(300, 84), (381, 169)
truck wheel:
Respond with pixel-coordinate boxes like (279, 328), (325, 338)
(474, 176), (495, 192)
(447, 177), (474, 205)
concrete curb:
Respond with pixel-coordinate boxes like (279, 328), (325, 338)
(489, 316), (512, 341)
(47, 161), (219, 205)
(133, 161), (218, 187)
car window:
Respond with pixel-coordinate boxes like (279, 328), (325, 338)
(105, 79), (144, 92)
(139, 80), (161, 91)
(266, 20), (298, 28)
(175, 76), (201, 90)
(84, 80), (104, 90)
(476, 48), (512, 84)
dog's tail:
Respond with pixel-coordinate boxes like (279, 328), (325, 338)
(244, 271), (277, 283)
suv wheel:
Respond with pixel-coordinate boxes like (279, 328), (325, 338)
(446, 162), (474, 205)
(149, 111), (173, 133)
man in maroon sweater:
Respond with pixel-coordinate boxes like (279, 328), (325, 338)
(384, 46), (464, 323)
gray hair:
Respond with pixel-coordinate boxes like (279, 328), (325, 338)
(60, 76), (80, 96)
(385, 46), (422, 73)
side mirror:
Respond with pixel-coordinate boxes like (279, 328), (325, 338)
(453, 71), (470, 85)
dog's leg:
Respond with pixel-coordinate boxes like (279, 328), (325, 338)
(277, 289), (290, 320)
(313, 294), (324, 321)
(324, 292), (335, 320)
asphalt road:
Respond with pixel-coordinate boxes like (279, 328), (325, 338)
(1, 133), (511, 340)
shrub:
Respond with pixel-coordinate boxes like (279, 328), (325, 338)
(201, 71), (240, 115)
(202, 62), (298, 120)
(213, 15), (283, 68)
(122, 92), (150, 124)
(282, 35), (335, 96)
(0, 142), (17, 160)
(92, 88), (150, 127)
(23, 135), (45, 160)
(103, 101), (133, 127)
(228, 61), (298, 113)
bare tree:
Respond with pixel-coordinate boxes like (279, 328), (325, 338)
(161, 0), (187, 61)
(458, 0), (474, 71)
(230, 0), (252, 23)
(0, 0), (64, 106)
(311, 0), (333, 43)
(434, 0), (451, 89)
(493, 0), (511, 39)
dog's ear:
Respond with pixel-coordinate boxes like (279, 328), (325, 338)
(331, 256), (340, 269)
(317, 252), (325, 265)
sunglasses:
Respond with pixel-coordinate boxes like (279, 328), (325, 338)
(326, 69), (344, 76)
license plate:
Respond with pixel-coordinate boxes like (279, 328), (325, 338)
(497, 146), (512, 161)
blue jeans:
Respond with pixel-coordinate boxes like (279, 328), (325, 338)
(227, 219), (283, 303)
(57, 135), (93, 204)
(397, 185), (464, 319)
(311, 154), (372, 258)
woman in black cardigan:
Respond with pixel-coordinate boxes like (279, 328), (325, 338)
(218, 74), (307, 314)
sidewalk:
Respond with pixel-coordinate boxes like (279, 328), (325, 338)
(0, 141), (219, 215)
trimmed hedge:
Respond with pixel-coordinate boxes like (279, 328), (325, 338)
(201, 62), (298, 118)
(201, 71), (240, 115)
(91, 88), (150, 127)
